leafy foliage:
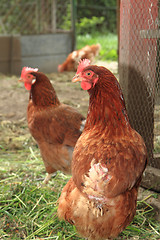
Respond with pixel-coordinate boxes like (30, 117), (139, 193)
(77, 0), (117, 33)
(76, 16), (105, 35)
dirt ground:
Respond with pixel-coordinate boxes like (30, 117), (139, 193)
(0, 61), (118, 122)
(0, 61), (118, 151)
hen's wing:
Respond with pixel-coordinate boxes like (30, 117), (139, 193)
(51, 104), (86, 146)
(27, 102), (85, 179)
(28, 102), (85, 147)
(72, 129), (147, 199)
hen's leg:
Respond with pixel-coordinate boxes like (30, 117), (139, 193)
(43, 172), (57, 184)
(43, 173), (52, 184)
(43, 165), (57, 184)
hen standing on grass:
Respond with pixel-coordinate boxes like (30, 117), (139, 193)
(58, 59), (147, 240)
(19, 67), (85, 184)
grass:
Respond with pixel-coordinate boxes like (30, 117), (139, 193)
(0, 147), (82, 240)
(77, 32), (118, 61)
(0, 145), (160, 240)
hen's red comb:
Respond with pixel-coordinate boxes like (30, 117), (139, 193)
(76, 59), (91, 74)
(21, 67), (38, 78)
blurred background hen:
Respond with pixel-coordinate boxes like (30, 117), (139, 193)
(58, 43), (101, 72)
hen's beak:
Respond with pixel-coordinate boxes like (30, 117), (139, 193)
(72, 74), (81, 83)
(19, 78), (24, 82)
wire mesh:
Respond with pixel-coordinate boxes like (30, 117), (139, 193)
(119, 0), (160, 168)
(0, 0), (72, 35)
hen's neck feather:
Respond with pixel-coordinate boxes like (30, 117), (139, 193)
(30, 74), (60, 107)
(85, 74), (130, 134)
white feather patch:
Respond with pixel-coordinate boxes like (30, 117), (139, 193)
(80, 119), (86, 132)
(32, 78), (36, 85)
(71, 51), (77, 59)
(78, 50), (85, 58)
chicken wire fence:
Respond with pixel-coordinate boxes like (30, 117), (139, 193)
(0, 0), (73, 35)
(119, 0), (160, 169)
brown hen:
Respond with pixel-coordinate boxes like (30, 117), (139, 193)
(58, 44), (101, 72)
(58, 59), (147, 240)
(19, 67), (85, 183)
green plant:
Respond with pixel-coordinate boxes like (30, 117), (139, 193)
(76, 16), (105, 35)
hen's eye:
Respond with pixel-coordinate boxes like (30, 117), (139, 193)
(86, 72), (91, 76)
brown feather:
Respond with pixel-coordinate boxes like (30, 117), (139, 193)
(58, 178), (138, 240)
